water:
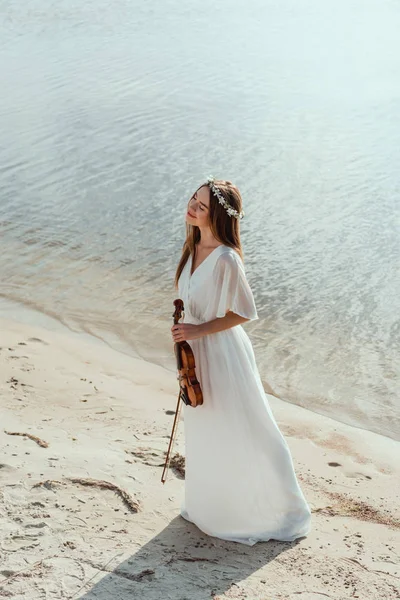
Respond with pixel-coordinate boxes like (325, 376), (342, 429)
(1, 0), (399, 440)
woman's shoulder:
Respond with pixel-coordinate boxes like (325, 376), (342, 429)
(215, 245), (243, 269)
(217, 244), (237, 257)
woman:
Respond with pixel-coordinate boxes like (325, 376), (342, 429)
(171, 176), (312, 546)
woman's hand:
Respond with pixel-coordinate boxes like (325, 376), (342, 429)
(171, 323), (203, 342)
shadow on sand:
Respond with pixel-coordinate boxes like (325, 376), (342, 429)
(77, 515), (304, 599)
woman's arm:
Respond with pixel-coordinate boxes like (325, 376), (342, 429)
(199, 310), (249, 336)
(171, 311), (249, 343)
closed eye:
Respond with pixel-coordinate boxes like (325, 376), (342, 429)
(190, 192), (207, 211)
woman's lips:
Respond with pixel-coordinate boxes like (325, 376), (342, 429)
(187, 211), (196, 218)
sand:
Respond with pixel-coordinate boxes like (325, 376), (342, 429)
(0, 315), (399, 600)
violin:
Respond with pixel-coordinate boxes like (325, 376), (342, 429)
(161, 299), (203, 484)
(172, 298), (203, 408)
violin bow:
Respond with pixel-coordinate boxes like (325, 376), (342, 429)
(161, 389), (183, 483)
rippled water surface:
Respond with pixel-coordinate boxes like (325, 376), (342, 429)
(1, 0), (399, 439)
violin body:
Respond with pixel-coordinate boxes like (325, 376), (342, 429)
(173, 299), (203, 407)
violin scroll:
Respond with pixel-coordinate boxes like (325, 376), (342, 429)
(173, 298), (184, 324)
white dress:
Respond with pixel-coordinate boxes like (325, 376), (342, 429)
(178, 244), (312, 546)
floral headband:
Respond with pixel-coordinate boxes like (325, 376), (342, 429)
(207, 176), (245, 220)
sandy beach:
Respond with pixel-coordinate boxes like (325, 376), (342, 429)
(0, 315), (399, 600)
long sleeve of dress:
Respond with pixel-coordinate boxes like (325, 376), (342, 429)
(208, 251), (259, 321)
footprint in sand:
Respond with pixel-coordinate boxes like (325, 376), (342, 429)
(1, 534), (42, 552)
(24, 521), (48, 529)
(0, 464), (16, 477)
(6, 376), (33, 390)
(27, 337), (49, 345)
(127, 447), (165, 467)
(343, 470), (373, 480)
(6, 353), (34, 372)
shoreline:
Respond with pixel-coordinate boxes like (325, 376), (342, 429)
(0, 313), (399, 598)
(1, 296), (398, 443)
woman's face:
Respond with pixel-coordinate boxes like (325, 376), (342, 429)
(185, 185), (210, 227)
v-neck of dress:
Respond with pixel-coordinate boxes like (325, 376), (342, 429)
(190, 244), (225, 278)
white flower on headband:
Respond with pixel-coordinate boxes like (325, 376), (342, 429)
(207, 175), (245, 220)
